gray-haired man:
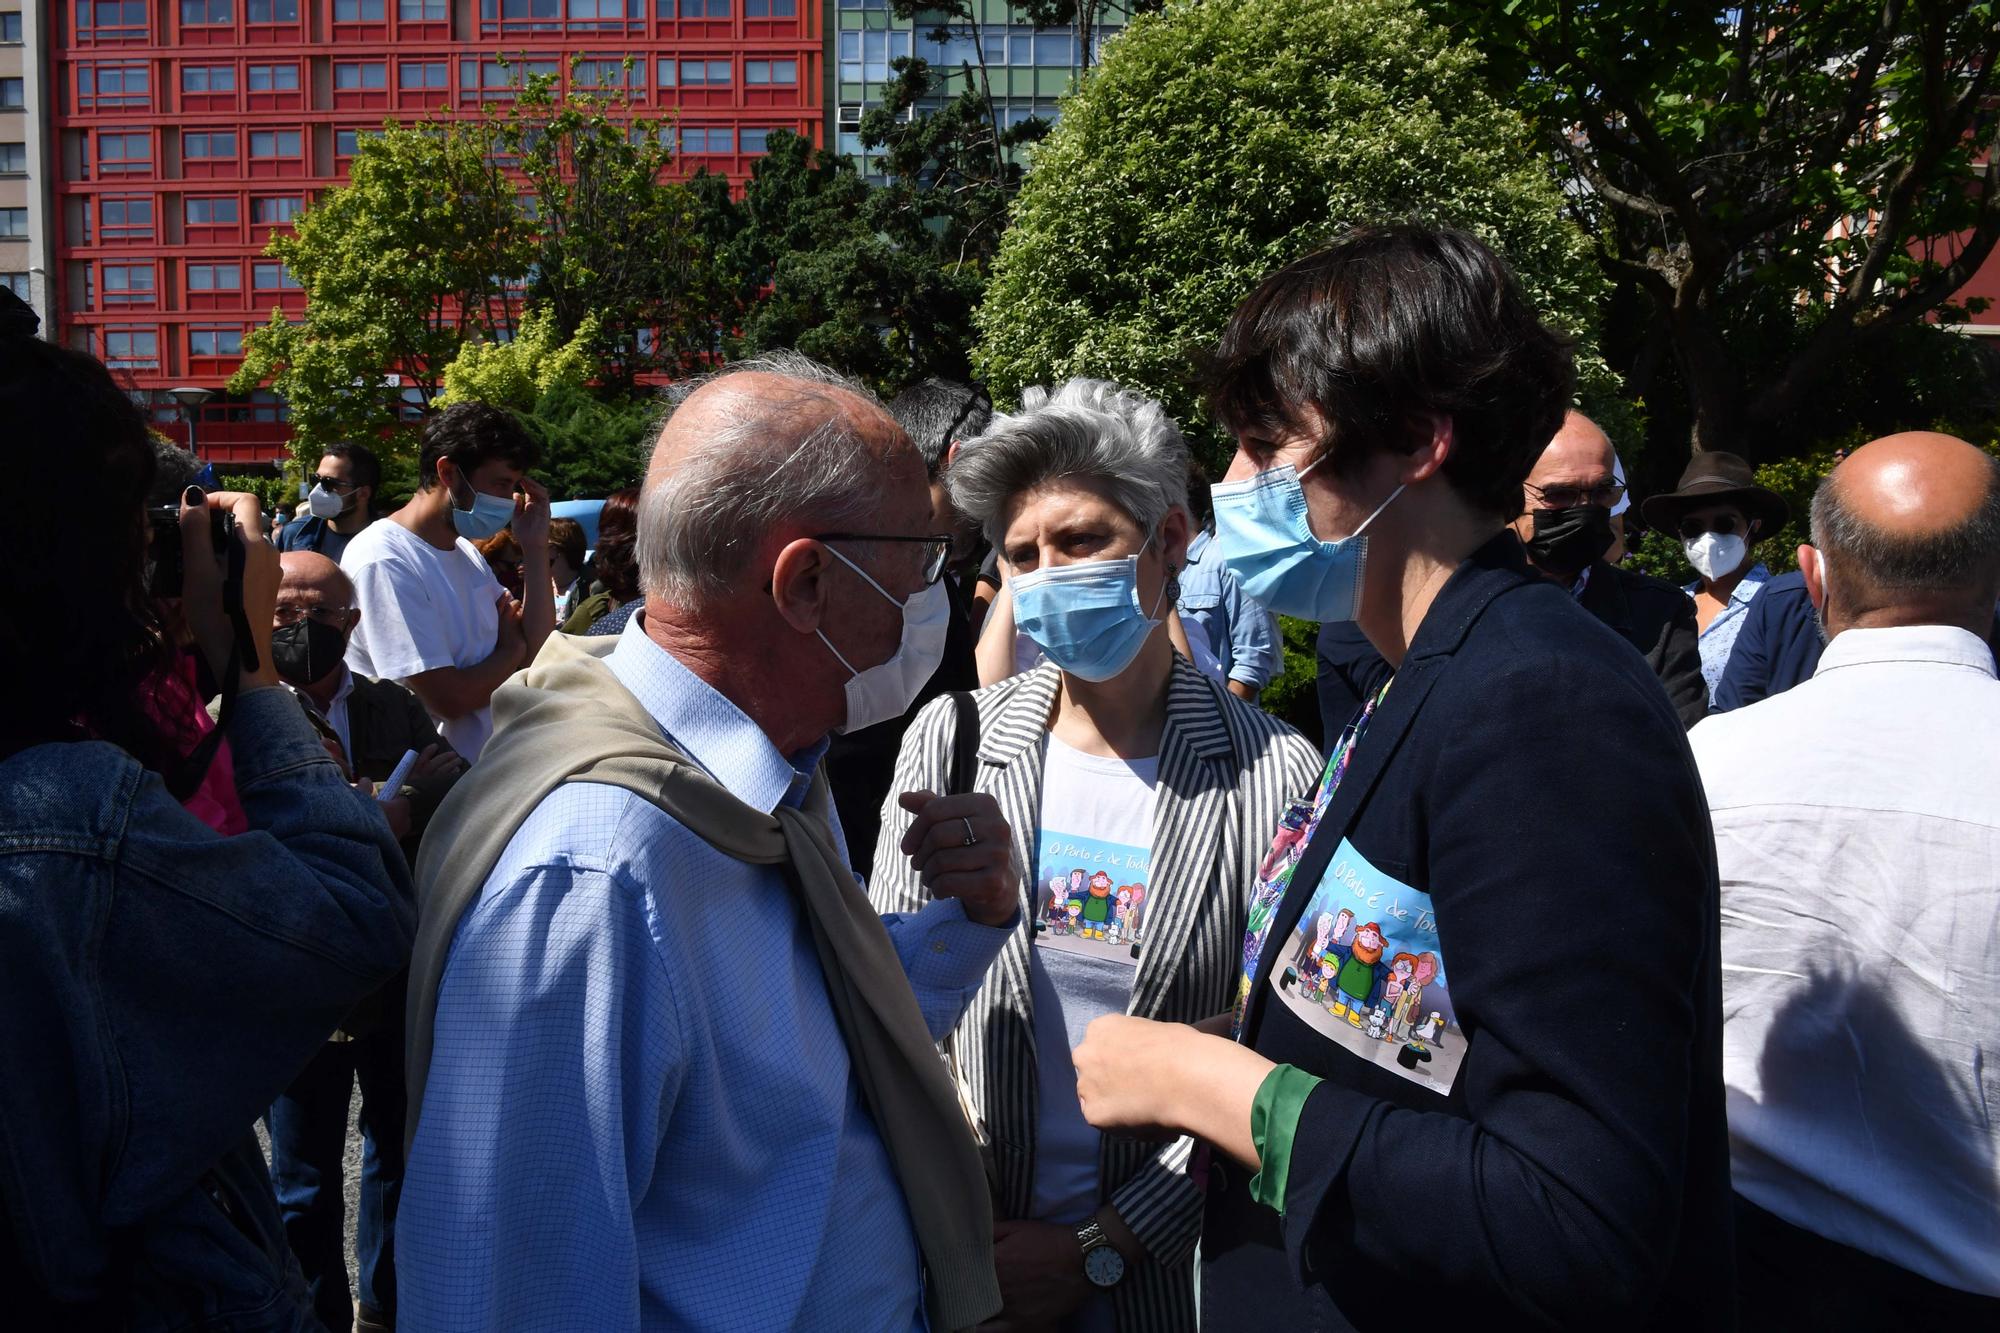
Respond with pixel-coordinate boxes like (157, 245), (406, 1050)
(397, 355), (1016, 1331)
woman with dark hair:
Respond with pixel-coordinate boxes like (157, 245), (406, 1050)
(562, 486), (644, 636)
(0, 293), (415, 1326)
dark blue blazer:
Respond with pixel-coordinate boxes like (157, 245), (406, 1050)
(1710, 570), (1820, 712)
(1204, 533), (1734, 1330)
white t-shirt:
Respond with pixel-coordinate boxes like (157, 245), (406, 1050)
(1028, 737), (1158, 1226)
(341, 518), (503, 759)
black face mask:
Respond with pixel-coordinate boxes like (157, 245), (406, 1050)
(1524, 504), (1615, 576)
(270, 618), (347, 688)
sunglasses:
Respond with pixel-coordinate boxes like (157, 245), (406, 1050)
(310, 475), (355, 492)
(1525, 481), (1626, 510)
(1678, 515), (1747, 540)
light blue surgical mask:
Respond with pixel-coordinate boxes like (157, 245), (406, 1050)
(1211, 454), (1404, 622)
(1010, 536), (1169, 683)
(449, 474), (516, 541)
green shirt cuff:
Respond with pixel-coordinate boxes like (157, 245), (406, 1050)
(1246, 1063), (1323, 1215)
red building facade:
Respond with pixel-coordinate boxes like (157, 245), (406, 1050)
(50, 0), (821, 464)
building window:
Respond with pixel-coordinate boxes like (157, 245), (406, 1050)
(838, 29), (911, 83)
(571, 57), (635, 88)
(185, 196), (239, 225)
(744, 0), (793, 14)
(182, 64), (235, 92)
(248, 129), (300, 158)
(0, 77), (23, 109)
(462, 56), (558, 97)
(100, 195), (153, 239)
(680, 125), (730, 154)
(0, 12), (20, 40)
(399, 60), (448, 89)
(0, 207), (28, 238)
(246, 63), (300, 91)
(333, 0), (383, 18)
(253, 261), (301, 289)
(655, 59), (673, 87)
(679, 59), (729, 86)
(188, 261), (242, 290)
(103, 328), (159, 368)
(179, 0), (230, 21)
(73, 0), (148, 40)
(741, 127), (782, 154)
(398, 0), (446, 17)
(101, 262), (156, 304)
(97, 132), (151, 173)
(836, 0), (885, 10)
(78, 64), (152, 108)
(744, 59), (795, 85)
(251, 194), (303, 223)
(245, 0), (297, 20)
(334, 62), (387, 89)
(677, 0), (726, 15)
(335, 128), (381, 158)
(568, 0), (635, 19)
(183, 130), (236, 160)
(189, 328), (244, 357)
(0, 273), (26, 298)
(483, 0), (560, 21)
(0, 142), (22, 173)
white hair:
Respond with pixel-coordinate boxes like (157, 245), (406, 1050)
(947, 377), (1191, 546)
(638, 352), (896, 605)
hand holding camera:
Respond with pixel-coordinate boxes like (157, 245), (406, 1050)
(176, 487), (282, 693)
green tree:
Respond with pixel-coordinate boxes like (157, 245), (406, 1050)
(498, 65), (722, 381)
(515, 384), (661, 501)
(973, 0), (1615, 471)
(1424, 0), (2000, 461)
(436, 306), (603, 412)
(229, 118), (530, 459)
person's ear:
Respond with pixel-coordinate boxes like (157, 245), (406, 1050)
(946, 439), (963, 469)
(769, 537), (834, 635)
(1160, 505), (1192, 572)
(1401, 412), (1454, 486)
(1799, 544), (1827, 611)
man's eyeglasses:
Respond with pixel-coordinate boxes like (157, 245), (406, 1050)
(310, 475), (355, 493)
(1525, 480), (1627, 510)
(273, 604), (354, 628)
(1678, 515), (1745, 540)
(814, 533), (954, 584)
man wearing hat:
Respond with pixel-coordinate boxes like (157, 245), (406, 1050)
(1641, 452), (1790, 702)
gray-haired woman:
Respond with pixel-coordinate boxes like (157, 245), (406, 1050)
(868, 379), (1322, 1333)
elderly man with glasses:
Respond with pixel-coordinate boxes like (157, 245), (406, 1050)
(1317, 409), (1708, 738)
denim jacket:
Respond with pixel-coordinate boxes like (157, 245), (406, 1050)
(0, 686), (416, 1330)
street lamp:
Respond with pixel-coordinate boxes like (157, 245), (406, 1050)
(167, 386), (215, 457)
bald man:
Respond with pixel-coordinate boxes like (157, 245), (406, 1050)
(268, 551), (464, 1333)
(1690, 433), (2000, 1322)
(397, 354), (1015, 1332)
(1318, 411), (1707, 737)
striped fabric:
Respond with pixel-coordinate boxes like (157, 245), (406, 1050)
(870, 658), (1322, 1332)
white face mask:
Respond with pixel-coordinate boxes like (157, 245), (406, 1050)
(816, 547), (951, 734)
(1683, 531), (1748, 582)
(306, 483), (348, 520)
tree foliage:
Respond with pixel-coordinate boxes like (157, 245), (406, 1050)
(229, 119), (529, 457)
(973, 0), (1614, 470)
(1424, 0), (2000, 458)
(436, 306), (602, 412)
(513, 383), (660, 501)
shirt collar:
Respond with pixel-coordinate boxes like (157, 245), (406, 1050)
(1813, 624), (1998, 681)
(603, 613), (824, 814)
(1570, 564), (1592, 601)
(292, 665), (354, 719)
(1683, 562), (1771, 603)
(1187, 529), (1213, 563)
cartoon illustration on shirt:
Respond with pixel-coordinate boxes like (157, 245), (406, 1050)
(1033, 832), (1151, 966)
(1269, 838), (1465, 1095)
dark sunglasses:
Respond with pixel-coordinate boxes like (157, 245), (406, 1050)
(1678, 515), (1746, 540)
(815, 533), (954, 585)
(1525, 480), (1626, 510)
(310, 474), (356, 492)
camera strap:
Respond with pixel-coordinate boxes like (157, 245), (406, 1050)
(165, 531), (258, 803)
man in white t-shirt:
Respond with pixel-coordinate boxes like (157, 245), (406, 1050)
(341, 403), (554, 759)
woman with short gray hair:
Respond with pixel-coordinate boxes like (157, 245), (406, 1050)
(868, 378), (1322, 1333)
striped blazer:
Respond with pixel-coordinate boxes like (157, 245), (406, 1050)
(868, 657), (1322, 1332)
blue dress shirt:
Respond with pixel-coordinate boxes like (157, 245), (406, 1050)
(1686, 562), (1770, 700)
(1178, 529), (1281, 689)
(397, 617), (1009, 1332)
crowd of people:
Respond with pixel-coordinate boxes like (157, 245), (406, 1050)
(0, 218), (1994, 1333)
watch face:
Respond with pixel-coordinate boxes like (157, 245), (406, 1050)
(1083, 1243), (1126, 1288)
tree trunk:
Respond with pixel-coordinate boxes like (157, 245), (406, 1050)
(1670, 289), (1748, 458)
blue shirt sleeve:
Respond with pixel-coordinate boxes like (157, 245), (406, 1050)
(398, 862), (685, 1333)
(1224, 576), (1282, 688)
(880, 897), (1014, 1040)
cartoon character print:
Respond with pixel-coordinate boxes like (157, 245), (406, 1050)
(1106, 884), (1146, 946)
(1293, 907), (1353, 974)
(1329, 922), (1388, 1026)
(1387, 951), (1438, 1041)
(1078, 870), (1116, 940)
(1045, 876), (1073, 935)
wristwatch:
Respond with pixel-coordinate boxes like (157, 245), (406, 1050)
(1075, 1217), (1127, 1289)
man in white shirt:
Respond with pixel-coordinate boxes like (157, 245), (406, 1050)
(341, 403), (554, 759)
(1689, 431), (2000, 1323)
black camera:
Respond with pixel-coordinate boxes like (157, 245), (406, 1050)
(147, 501), (236, 598)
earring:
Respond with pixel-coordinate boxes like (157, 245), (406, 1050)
(1165, 567), (1182, 605)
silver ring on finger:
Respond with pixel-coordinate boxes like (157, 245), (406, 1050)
(960, 816), (978, 847)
